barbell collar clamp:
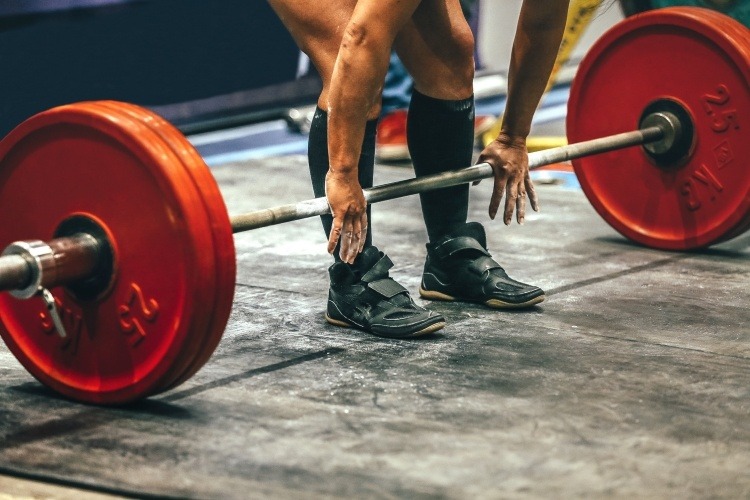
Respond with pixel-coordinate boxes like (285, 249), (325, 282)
(639, 101), (695, 167)
(0, 234), (101, 298)
(2, 240), (56, 299)
(40, 287), (68, 339)
(641, 111), (683, 156)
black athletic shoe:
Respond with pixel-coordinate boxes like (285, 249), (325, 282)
(326, 246), (445, 338)
(419, 222), (545, 309)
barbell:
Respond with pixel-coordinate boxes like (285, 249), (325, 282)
(0, 8), (747, 404)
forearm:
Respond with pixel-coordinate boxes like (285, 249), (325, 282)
(327, 25), (392, 177)
(502, 0), (569, 139)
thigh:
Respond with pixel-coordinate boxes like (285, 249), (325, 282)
(267, 0), (356, 84)
(271, 0), (423, 112)
(394, 0), (475, 100)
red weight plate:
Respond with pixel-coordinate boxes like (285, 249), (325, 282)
(567, 7), (750, 250)
(95, 101), (236, 391)
(0, 103), (232, 404)
(81, 101), (233, 395)
(706, 18), (750, 242)
(88, 102), (223, 393)
(712, 15), (750, 242)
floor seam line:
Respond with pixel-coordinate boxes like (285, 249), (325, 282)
(580, 331), (750, 363)
(546, 254), (691, 296)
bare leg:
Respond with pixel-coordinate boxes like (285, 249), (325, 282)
(394, 0), (475, 101)
(267, 0), (360, 112)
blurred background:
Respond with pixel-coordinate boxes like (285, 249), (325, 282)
(0, 0), (624, 139)
(0, 0), (746, 149)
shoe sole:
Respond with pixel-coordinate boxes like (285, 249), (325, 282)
(325, 313), (445, 338)
(419, 287), (545, 309)
(375, 144), (411, 161)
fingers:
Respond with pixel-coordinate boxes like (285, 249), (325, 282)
(342, 216), (363, 263)
(358, 212), (368, 254)
(517, 186), (526, 224)
(491, 175), (532, 225)
(330, 212), (367, 264)
(483, 139), (538, 224)
(327, 215), (343, 256)
(503, 182), (518, 225)
(336, 217), (355, 264)
(489, 175), (506, 220)
(526, 173), (540, 212)
(324, 175), (367, 263)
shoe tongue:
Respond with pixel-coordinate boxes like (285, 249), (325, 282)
(354, 246), (384, 276)
(449, 222), (487, 248)
(329, 261), (357, 286)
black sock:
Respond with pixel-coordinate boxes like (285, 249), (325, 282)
(407, 89), (474, 242)
(307, 106), (376, 262)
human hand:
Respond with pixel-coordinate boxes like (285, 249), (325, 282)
(477, 133), (539, 224)
(325, 170), (368, 264)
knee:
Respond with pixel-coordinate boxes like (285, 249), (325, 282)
(445, 26), (476, 88)
(409, 26), (475, 98)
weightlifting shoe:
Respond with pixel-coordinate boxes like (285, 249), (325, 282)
(419, 222), (545, 309)
(326, 246), (445, 338)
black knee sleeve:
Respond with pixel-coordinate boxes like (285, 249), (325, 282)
(307, 107), (376, 260)
(407, 89), (475, 242)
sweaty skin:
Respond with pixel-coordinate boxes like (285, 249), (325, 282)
(268, 0), (569, 263)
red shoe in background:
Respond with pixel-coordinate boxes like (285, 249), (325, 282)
(376, 109), (497, 162)
(375, 109), (410, 161)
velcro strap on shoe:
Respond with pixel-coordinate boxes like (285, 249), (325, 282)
(368, 278), (407, 298)
(468, 255), (503, 275)
(361, 254), (394, 283)
(433, 236), (489, 260)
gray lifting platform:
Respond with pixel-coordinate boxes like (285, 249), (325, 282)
(0, 155), (748, 499)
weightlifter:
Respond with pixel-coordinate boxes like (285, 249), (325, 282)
(268, 0), (569, 337)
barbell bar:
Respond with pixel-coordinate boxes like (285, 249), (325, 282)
(0, 7), (747, 404)
(0, 121), (671, 291)
(0, 121), (670, 298)
(232, 125), (669, 231)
